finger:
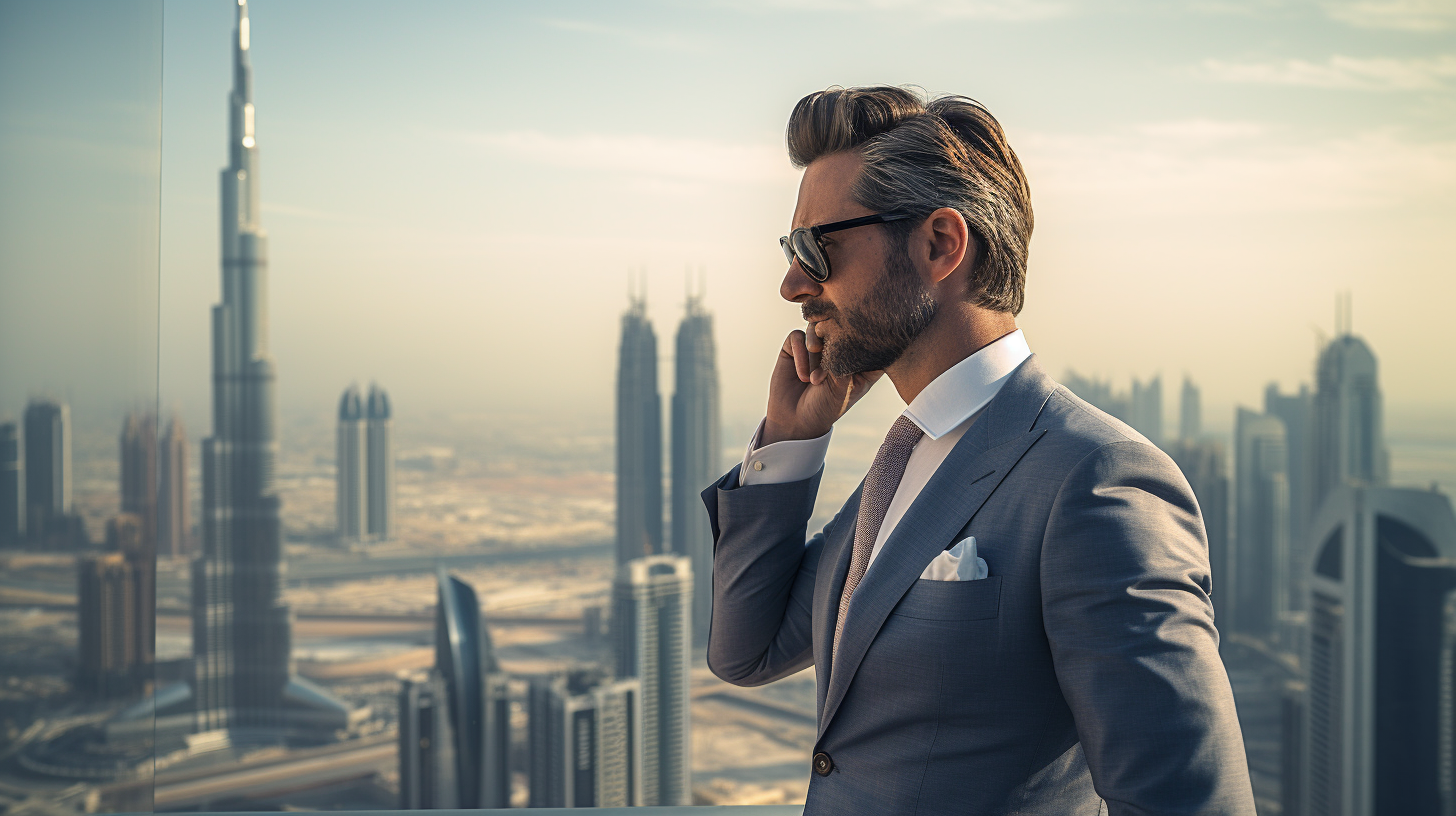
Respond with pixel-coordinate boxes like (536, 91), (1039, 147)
(788, 330), (812, 382)
(804, 320), (823, 353)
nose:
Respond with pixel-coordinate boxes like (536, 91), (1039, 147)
(780, 258), (823, 304)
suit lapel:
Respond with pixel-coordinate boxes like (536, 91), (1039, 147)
(813, 483), (861, 722)
(816, 354), (1058, 740)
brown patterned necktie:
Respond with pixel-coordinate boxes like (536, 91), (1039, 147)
(833, 414), (924, 659)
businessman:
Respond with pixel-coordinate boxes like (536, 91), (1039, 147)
(703, 86), (1256, 815)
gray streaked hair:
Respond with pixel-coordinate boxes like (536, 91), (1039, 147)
(786, 85), (1034, 315)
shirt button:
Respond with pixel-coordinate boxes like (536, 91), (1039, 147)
(812, 752), (833, 776)
(752, 460), (764, 471)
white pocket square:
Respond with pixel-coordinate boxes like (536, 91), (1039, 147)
(920, 535), (988, 581)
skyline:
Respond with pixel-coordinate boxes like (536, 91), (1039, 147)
(2, 1), (1454, 456)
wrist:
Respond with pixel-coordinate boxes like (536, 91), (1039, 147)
(761, 418), (829, 447)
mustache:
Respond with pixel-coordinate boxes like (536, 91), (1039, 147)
(801, 299), (839, 322)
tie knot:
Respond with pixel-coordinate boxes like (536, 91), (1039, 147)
(884, 414), (924, 452)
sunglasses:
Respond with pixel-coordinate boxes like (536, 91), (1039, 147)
(779, 211), (914, 282)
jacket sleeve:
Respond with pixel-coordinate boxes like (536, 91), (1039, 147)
(702, 463), (830, 687)
(1041, 440), (1256, 816)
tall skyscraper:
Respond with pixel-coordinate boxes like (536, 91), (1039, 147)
(1129, 374), (1163, 447)
(77, 514), (154, 697)
(23, 398), (70, 539)
(398, 671), (459, 809)
(77, 551), (140, 698)
(192, 1), (346, 738)
(1179, 377), (1201, 441)
(401, 569), (511, 809)
(0, 420), (22, 546)
(1170, 438), (1230, 624)
(1312, 330), (1387, 515)
(1266, 383), (1313, 614)
(528, 669), (642, 808)
(366, 384), (393, 541)
(612, 554), (691, 806)
(616, 293), (663, 565)
(158, 416), (190, 559)
(1302, 485), (1456, 816)
(120, 412), (159, 550)
(1234, 408), (1290, 641)
(337, 386), (367, 543)
(670, 291), (719, 646)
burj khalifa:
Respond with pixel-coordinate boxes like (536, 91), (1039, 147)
(189, 0), (347, 741)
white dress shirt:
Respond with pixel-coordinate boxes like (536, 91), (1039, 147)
(739, 330), (1033, 572)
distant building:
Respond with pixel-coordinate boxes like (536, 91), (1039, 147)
(1179, 377), (1201, 441)
(366, 384), (394, 541)
(1170, 438), (1230, 625)
(1312, 333), (1387, 514)
(1302, 485), (1456, 816)
(158, 416), (190, 559)
(617, 293), (664, 566)
(612, 554), (691, 806)
(397, 570), (510, 809)
(0, 420), (22, 546)
(1063, 370), (1163, 447)
(1281, 679), (1305, 816)
(1062, 371), (1129, 424)
(337, 386), (367, 543)
(1234, 408), (1290, 641)
(398, 672), (458, 809)
(23, 398), (71, 541)
(120, 412), (159, 549)
(78, 551), (140, 698)
(670, 292), (719, 646)
(1129, 374), (1163, 447)
(1266, 383), (1313, 615)
(192, 0), (348, 739)
(528, 669), (642, 808)
(77, 514), (154, 698)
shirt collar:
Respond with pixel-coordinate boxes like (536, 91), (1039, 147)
(901, 329), (1032, 440)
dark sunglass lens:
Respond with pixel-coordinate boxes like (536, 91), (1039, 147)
(791, 230), (827, 280)
(780, 237), (796, 267)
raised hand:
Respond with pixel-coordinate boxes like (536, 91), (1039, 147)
(762, 321), (883, 446)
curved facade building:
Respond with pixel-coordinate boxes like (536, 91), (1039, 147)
(1301, 485), (1456, 815)
(430, 569), (508, 808)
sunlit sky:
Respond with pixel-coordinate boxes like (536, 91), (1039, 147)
(3, 0), (1454, 444)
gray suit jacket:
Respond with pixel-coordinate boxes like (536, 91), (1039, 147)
(702, 355), (1255, 815)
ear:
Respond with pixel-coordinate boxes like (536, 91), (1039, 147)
(919, 207), (972, 286)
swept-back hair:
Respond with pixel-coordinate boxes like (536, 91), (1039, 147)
(786, 85), (1033, 315)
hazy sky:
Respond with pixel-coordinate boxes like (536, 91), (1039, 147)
(3, 0), (1454, 443)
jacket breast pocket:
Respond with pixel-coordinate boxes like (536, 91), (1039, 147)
(890, 575), (1001, 621)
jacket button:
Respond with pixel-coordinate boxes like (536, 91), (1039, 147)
(812, 752), (833, 776)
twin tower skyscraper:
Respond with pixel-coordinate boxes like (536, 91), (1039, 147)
(616, 284), (720, 646)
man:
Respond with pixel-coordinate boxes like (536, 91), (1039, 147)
(702, 86), (1255, 815)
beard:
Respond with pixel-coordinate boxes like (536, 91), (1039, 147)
(803, 242), (936, 378)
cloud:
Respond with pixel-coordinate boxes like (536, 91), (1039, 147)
(1019, 121), (1456, 216)
(1201, 54), (1456, 91)
(1320, 0), (1456, 31)
(538, 18), (701, 53)
(437, 130), (799, 189)
(711, 0), (1072, 21)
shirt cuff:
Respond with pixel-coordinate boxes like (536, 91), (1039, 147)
(738, 418), (832, 487)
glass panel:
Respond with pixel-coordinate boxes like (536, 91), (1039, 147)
(0, 2), (164, 814)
